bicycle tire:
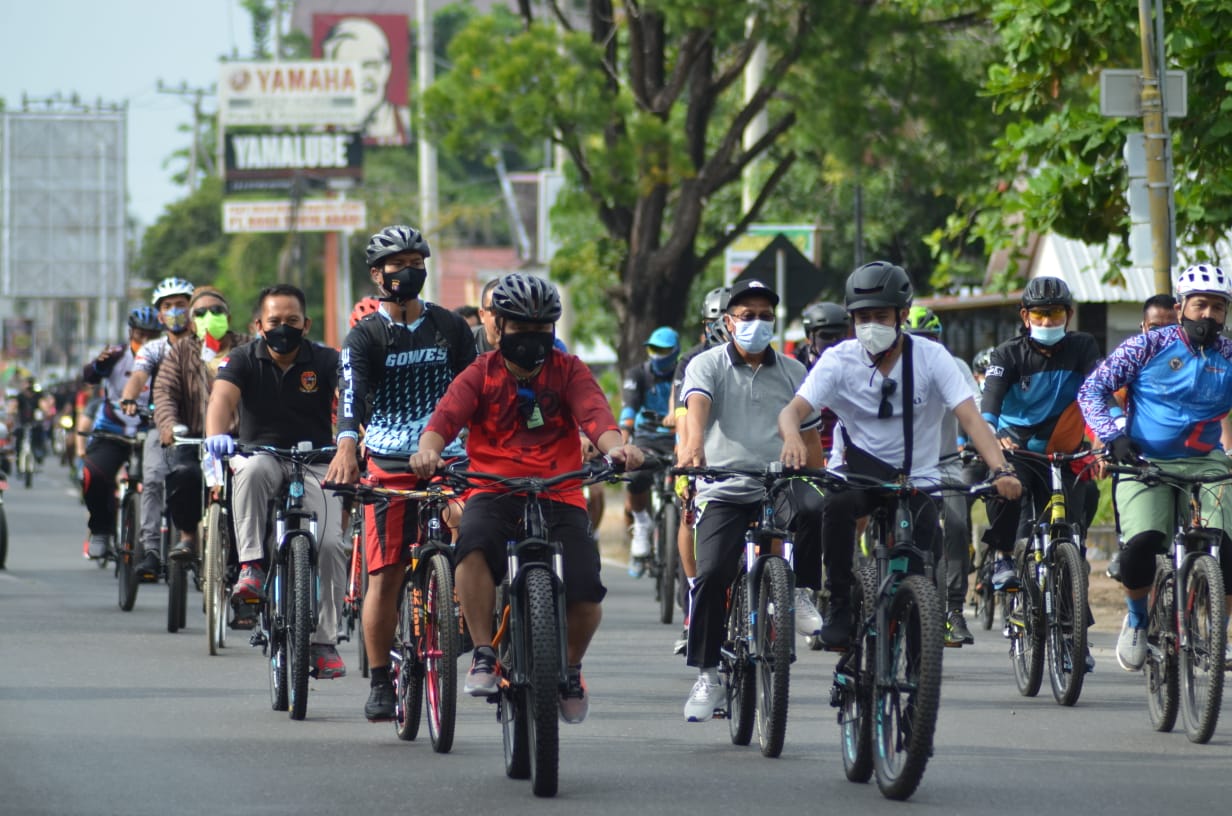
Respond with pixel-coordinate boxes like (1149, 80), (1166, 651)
(0, 502), (7, 570)
(755, 557), (792, 757)
(976, 559), (995, 631)
(658, 499), (679, 625)
(204, 504), (226, 654)
(395, 579), (423, 741)
(873, 574), (943, 801)
(1145, 566), (1178, 733)
(839, 568), (875, 783)
(1046, 541), (1088, 706)
(499, 584), (530, 779)
(167, 559), (187, 633)
(1008, 550), (1044, 697)
(358, 557), (370, 679)
(1178, 554), (1225, 744)
(287, 535), (312, 721)
(268, 565), (289, 712)
(725, 575), (755, 746)
(425, 553), (459, 753)
(524, 566), (561, 798)
(117, 491), (140, 612)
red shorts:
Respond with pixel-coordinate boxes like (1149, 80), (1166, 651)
(362, 458), (425, 574)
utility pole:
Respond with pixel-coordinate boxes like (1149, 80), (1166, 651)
(418, 0), (440, 304)
(1137, 0), (1171, 295)
(157, 80), (215, 193)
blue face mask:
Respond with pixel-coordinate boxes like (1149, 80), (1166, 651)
(1029, 325), (1066, 346)
(648, 351), (677, 376)
(733, 319), (775, 354)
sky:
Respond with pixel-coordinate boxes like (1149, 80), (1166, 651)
(0, 1), (256, 231)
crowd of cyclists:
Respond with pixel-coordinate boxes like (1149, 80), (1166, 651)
(31, 220), (1232, 781)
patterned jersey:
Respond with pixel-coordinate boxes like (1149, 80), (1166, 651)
(338, 304), (476, 459)
(1079, 324), (1232, 459)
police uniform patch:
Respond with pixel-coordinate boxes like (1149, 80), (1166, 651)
(300, 371), (319, 392)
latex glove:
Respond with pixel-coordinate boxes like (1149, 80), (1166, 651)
(204, 434), (235, 459)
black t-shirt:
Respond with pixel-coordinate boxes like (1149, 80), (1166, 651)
(216, 339), (339, 448)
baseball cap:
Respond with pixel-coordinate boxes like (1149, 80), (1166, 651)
(727, 279), (780, 309)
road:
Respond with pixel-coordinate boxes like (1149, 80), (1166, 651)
(2, 466), (1230, 816)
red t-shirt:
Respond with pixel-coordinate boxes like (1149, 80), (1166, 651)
(425, 351), (619, 509)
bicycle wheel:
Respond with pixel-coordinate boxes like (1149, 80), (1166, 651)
(1046, 541), (1088, 706)
(358, 556), (370, 679)
(20, 444), (32, 489)
(1145, 566), (1177, 733)
(873, 574), (944, 801)
(755, 557), (792, 757)
(1007, 552), (1044, 697)
(287, 535), (313, 721)
(725, 574), (755, 746)
(1178, 554), (1225, 743)
(498, 585), (530, 780)
(0, 501), (7, 569)
(394, 579), (422, 741)
(658, 499), (679, 625)
(976, 559), (995, 631)
(269, 579), (289, 712)
(167, 559), (187, 633)
(204, 504), (229, 655)
(117, 491), (140, 612)
(524, 566), (561, 798)
(424, 553), (459, 753)
(839, 569), (875, 783)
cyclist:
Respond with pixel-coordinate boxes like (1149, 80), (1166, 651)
(410, 272), (643, 725)
(120, 276), (194, 580)
(323, 225), (476, 721)
(80, 307), (162, 559)
(971, 346), (995, 392)
(620, 325), (680, 577)
(901, 306), (981, 645)
(778, 261), (1022, 649)
(794, 301), (849, 370)
(1077, 264), (1232, 671)
(203, 284), (349, 679)
(14, 377), (47, 463)
(677, 279), (827, 721)
(978, 277), (1100, 593)
(153, 287), (249, 569)
(473, 277), (501, 353)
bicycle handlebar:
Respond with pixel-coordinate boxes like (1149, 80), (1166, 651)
(322, 480), (458, 504)
(441, 457), (624, 493)
(671, 464), (1000, 498)
(1099, 458), (1232, 487)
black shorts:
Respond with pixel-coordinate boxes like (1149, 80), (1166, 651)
(626, 435), (675, 494)
(456, 492), (607, 605)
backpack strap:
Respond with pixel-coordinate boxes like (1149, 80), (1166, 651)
(900, 334), (914, 476)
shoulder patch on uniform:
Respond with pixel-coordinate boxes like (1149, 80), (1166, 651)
(986, 364), (1004, 378)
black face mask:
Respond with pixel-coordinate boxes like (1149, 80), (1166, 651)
(500, 330), (554, 371)
(1182, 317), (1223, 348)
(264, 324), (304, 355)
(380, 267), (427, 301)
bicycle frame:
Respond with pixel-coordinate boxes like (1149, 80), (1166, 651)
(502, 491), (569, 694)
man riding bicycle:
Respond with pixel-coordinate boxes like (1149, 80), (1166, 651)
(793, 301), (849, 371)
(410, 272), (643, 725)
(1078, 264), (1232, 671)
(324, 225), (476, 721)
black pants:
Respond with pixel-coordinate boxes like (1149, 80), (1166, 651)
(820, 488), (940, 601)
(983, 457), (1087, 555)
(165, 445), (204, 534)
(82, 437), (130, 535)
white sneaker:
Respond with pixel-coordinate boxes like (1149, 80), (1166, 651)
(1116, 615), (1147, 672)
(630, 522), (652, 558)
(87, 533), (110, 560)
(794, 588), (823, 636)
(683, 675), (724, 722)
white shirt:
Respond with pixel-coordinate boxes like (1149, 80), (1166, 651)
(796, 337), (973, 481)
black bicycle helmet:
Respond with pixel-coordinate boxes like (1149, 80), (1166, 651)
(490, 272), (562, 323)
(365, 225), (432, 266)
(128, 306), (162, 332)
(700, 286), (730, 321)
(1020, 276), (1072, 309)
(972, 346), (995, 375)
(845, 261), (913, 311)
(801, 302), (849, 334)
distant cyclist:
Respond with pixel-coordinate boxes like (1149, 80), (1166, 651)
(793, 301), (849, 371)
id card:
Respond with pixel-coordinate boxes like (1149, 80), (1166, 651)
(526, 403), (544, 429)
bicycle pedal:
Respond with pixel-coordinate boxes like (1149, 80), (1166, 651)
(248, 630), (267, 647)
(712, 707), (728, 720)
(943, 640), (964, 649)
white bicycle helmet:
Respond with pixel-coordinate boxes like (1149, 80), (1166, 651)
(1175, 263), (1232, 301)
(150, 277), (195, 306)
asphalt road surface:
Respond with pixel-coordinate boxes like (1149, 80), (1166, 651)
(2, 465), (1230, 816)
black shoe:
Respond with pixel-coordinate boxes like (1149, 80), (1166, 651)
(947, 610), (975, 645)
(1106, 550), (1122, 582)
(135, 550), (161, 582)
(168, 540), (196, 561)
(819, 602), (853, 648)
(365, 683), (396, 721)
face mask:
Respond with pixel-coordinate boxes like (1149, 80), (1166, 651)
(732, 319), (774, 354)
(193, 312), (230, 342)
(648, 350), (678, 376)
(264, 324), (304, 355)
(163, 306), (190, 334)
(1029, 325), (1066, 346)
(855, 323), (898, 356)
(1182, 317), (1223, 348)
(381, 266), (427, 301)
(500, 330), (554, 371)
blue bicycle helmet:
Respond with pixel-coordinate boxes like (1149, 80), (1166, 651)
(128, 306), (162, 332)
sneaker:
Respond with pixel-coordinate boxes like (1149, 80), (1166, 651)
(630, 521), (652, 559)
(627, 555), (648, 579)
(794, 588), (823, 636)
(1106, 550), (1123, 582)
(946, 609), (975, 646)
(168, 538), (196, 561)
(310, 643), (346, 679)
(233, 563), (265, 601)
(559, 667), (589, 724)
(364, 683), (396, 721)
(87, 533), (110, 560)
(991, 557), (1020, 591)
(672, 628), (688, 656)
(683, 674), (724, 722)
(819, 601), (853, 648)
(1116, 615), (1147, 671)
(135, 550), (161, 582)
(464, 645), (500, 696)
(1085, 647), (1096, 674)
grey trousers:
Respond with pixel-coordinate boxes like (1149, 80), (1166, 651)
(231, 453), (345, 646)
(939, 456), (971, 613)
(140, 431), (167, 554)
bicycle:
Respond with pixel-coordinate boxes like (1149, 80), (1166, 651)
(440, 459), (625, 798)
(1103, 459), (1228, 743)
(88, 425), (146, 610)
(326, 479), (463, 753)
(341, 505), (368, 677)
(996, 448), (1093, 707)
(669, 463), (805, 759)
(640, 449), (680, 625)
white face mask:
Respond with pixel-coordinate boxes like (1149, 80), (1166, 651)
(855, 322), (898, 356)
(732, 319), (775, 354)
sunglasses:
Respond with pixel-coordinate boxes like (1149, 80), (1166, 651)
(1027, 307), (1066, 320)
(878, 377), (897, 420)
(193, 304), (229, 318)
(729, 311), (776, 323)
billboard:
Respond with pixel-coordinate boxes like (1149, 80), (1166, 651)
(223, 199), (367, 233)
(3, 317), (34, 359)
(224, 131), (363, 193)
(0, 111), (126, 299)
(312, 14), (411, 146)
(724, 224), (817, 284)
(218, 60), (364, 128)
